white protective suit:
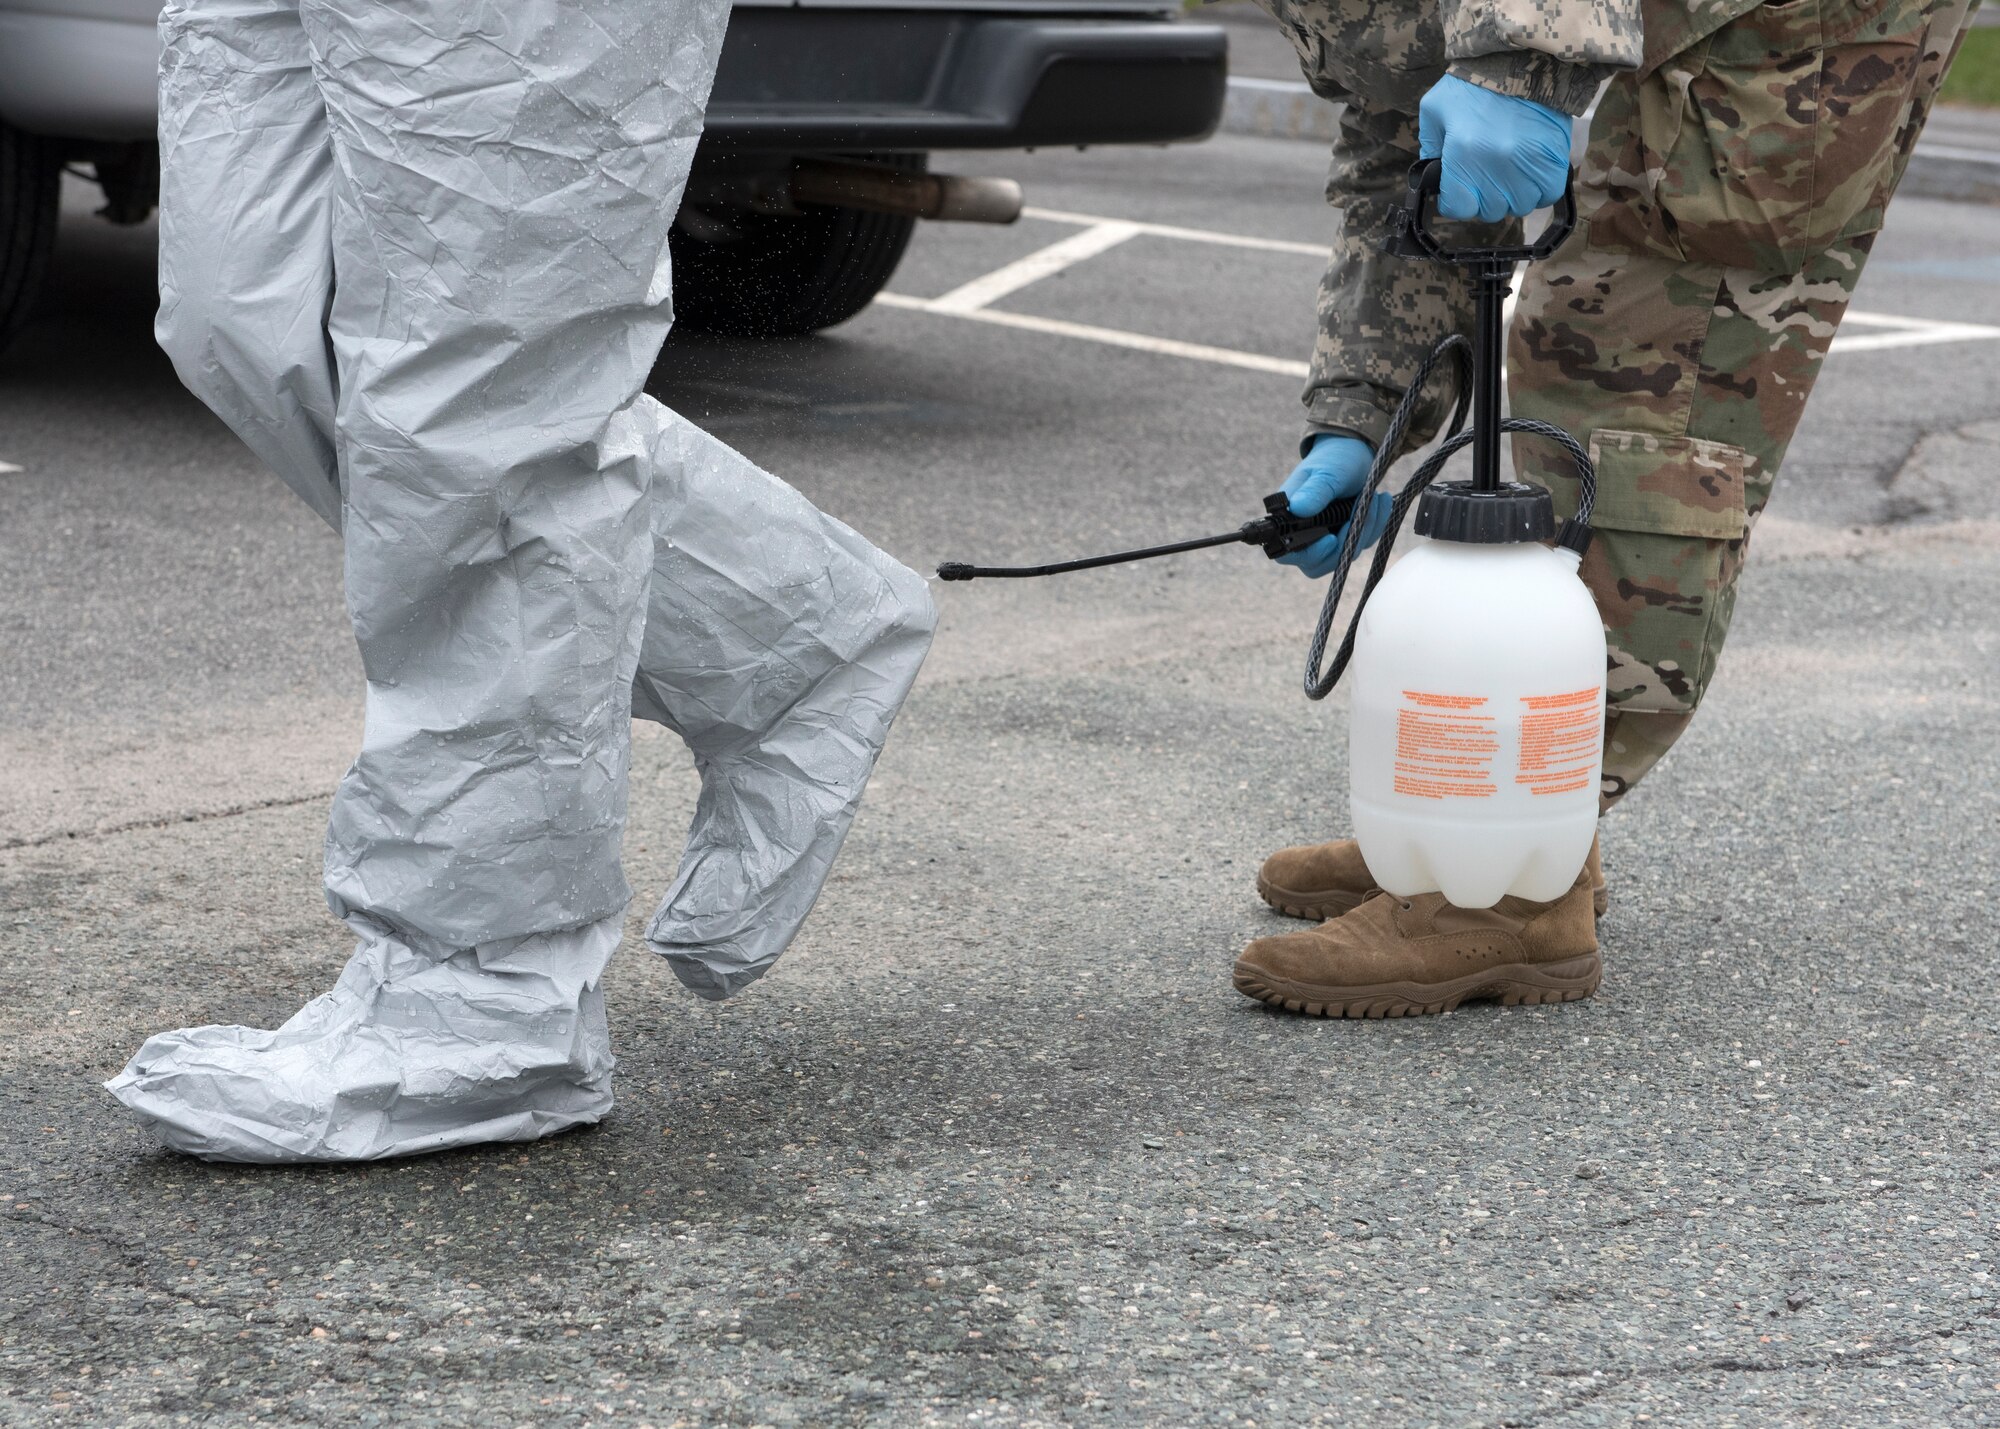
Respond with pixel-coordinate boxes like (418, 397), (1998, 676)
(104, 0), (936, 1162)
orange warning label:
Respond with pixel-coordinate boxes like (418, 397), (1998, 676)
(1516, 687), (1599, 796)
(1394, 690), (1498, 799)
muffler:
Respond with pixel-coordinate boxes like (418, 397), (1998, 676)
(789, 159), (1023, 224)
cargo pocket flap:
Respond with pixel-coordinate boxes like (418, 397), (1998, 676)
(1585, 430), (1750, 540)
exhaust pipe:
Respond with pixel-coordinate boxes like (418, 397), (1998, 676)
(789, 159), (1024, 225)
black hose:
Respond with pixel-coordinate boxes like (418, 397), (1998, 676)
(1300, 338), (1597, 701)
(936, 529), (1244, 582)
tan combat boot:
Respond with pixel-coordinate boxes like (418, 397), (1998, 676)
(1257, 836), (1608, 921)
(1233, 863), (1600, 1018)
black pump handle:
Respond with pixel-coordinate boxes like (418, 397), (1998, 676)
(1387, 159), (1578, 266)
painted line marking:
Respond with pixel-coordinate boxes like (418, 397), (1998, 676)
(0, 461), (21, 474)
(1228, 76), (1319, 94)
(1022, 206), (1329, 258)
(1829, 310), (2000, 353)
(880, 209), (2000, 375)
(1907, 141), (2000, 166)
(873, 293), (1308, 377)
(928, 220), (1141, 314)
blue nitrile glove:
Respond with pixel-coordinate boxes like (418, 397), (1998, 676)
(1417, 73), (1572, 224)
(1279, 433), (1394, 580)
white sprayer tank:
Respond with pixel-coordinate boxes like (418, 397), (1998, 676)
(1348, 536), (1605, 908)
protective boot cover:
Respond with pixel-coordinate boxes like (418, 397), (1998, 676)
(105, 919), (619, 1163)
(106, 0), (934, 1162)
(632, 416), (937, 999)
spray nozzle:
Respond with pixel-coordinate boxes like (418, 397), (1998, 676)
(1241, 490), (1360, 559)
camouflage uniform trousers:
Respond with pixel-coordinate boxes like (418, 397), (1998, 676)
(1510, 0), (1977, 807)
(1258, 0), (1977, 809)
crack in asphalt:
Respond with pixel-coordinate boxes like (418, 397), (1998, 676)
(0, 791), (327, 852)
(1878, 417), (2000, 525)
(1495, 1302), (2000, 1427)
(1587, 1178), (1908, 1232)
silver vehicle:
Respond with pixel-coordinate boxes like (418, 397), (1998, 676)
(0, 0), (1225, 351)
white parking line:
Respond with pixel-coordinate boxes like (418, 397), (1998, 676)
(880, 207), (2000, 374)
(1227, 75), (1318, 93)
(1899, 141), (2000, 166)
(0, 461), (21, 475)
(874, 293), (1308, 377)
(1827, 310), (2000, 353)
(928, 221), (1142, 314)
(1021, 206), (1330, 258)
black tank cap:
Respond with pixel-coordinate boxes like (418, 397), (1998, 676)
(1413, 480), (1556, 545)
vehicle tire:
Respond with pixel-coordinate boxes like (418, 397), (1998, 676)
(0, 119), (59, 355)
(671, 153), (923, 338)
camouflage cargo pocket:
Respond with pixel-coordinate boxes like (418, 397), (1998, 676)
(1597, 0), (1930, 272)
(1582, 430), (1751, 715)
(1677, 0), (1933, 267)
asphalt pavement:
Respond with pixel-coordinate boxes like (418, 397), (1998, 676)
(2, 130), (1998, 1426)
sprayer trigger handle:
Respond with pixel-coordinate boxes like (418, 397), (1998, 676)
(1251, 490), (1361, 559)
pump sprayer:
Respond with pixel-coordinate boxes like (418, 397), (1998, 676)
(936, 162), (1606, 908)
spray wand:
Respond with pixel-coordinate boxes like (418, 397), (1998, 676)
(934, 489), (1361, 582)
(934, 161), (1597, 699)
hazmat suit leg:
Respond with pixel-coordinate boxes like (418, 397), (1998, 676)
(148, 0), (344, 530)
(108, 0), (933, 1163)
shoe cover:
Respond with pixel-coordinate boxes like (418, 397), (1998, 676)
(104, 917), (618, 1163)
(630, 414), (937, 1000)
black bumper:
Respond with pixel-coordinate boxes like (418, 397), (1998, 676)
(703, 12), (1228, 152)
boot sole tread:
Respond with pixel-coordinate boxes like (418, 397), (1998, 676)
(1232, 954), (1602, 1019)
(1254, 876), (1355, 924)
